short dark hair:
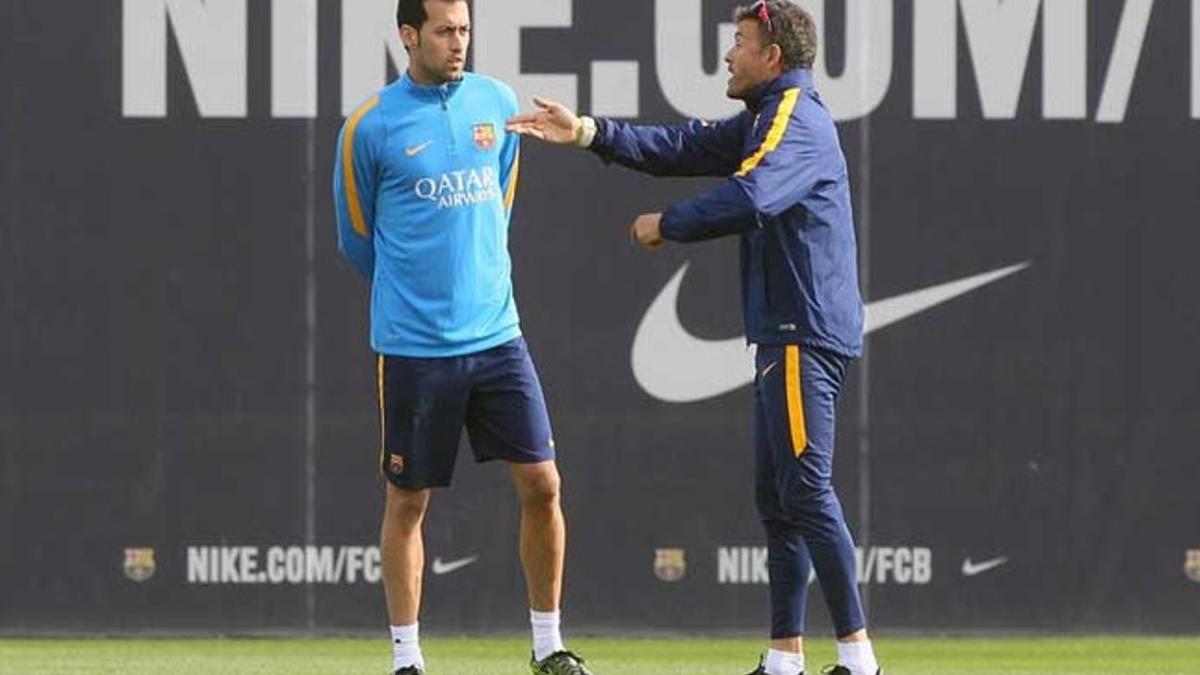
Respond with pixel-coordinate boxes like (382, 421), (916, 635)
(734, 1), (818, 70)
(395, 0), (465, 31)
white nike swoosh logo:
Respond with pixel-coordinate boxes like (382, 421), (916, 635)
(431, 555), (478, 575)
(631, 262), (1030, 402)
(405, 141), (434, 157)
(760, 361), (779, 379)
(961, 556), (1009, 576)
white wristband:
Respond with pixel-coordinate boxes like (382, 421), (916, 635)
(574, 116), (597, 148)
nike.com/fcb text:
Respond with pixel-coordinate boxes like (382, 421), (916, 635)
(184, 546), (483, 585)
(187, 546), (382, 585)
(717, 546), (934, 585)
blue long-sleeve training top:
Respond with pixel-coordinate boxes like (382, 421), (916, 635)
(334, 72), (522, 358)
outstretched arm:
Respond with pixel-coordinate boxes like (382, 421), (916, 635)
(632, 88), (828, 249)
(506, 97), (748, 178)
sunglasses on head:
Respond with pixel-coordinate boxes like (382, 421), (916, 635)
(753, 0), (775, 37)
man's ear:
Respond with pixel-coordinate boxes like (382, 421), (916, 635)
(400, 24), (419, 50)
(768, 43), (784, 70)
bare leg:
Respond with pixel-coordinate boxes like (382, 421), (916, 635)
(380, 484), (431, 624)
(838, 629), (869, 643)
(509, 460), (564, 611)
(771, 636), (803, 653)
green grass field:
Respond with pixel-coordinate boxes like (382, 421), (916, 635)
(2, 636), (1199, 674)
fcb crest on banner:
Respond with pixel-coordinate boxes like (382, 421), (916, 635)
(473, 123), (496, 151)
(123, 547), (156, 582)
(1185, 550), (1200, 583)
(654, 548), (686, 582)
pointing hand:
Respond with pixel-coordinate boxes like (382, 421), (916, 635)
(505, 96), (583, 145)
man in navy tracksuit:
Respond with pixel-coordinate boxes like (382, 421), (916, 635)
(508, 2), (881, 674)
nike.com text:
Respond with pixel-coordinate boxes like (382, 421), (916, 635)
(187, 546), (381, 585)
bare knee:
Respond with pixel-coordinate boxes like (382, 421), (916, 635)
(513, 463), (561, 509)
(384, 485), (430, 532)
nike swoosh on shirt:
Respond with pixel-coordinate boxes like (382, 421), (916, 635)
(405, 141), (434, 157)
(431, 555), (479, 575)
(631, 262), (1030, 403)
(961, 556), (1009, 576)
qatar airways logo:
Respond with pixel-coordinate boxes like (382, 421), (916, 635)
(414, 167), (502, 210)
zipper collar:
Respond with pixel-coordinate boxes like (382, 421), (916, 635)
(399, 71), (465, 103)
(743, 68), (813, 113)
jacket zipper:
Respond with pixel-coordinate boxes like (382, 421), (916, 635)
(439, 87), (457, 157)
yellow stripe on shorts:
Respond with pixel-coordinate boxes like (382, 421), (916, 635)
(376, 354), (386, 473)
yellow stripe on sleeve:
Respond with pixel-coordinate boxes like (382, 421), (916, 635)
(784, 345), (808, 457)
(342, 96), (381, 237)
(503, 149), (520, 212)
(735, 88), (801, 177)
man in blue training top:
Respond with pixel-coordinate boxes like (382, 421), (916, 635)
(333, 1), (593, 674)
(508, 2), (881, 674)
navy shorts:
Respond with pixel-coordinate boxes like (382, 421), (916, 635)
(377, 337), (556, 489)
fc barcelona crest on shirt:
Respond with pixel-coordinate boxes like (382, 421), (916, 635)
(473, 123), (496, 151)
(1185, 549), (1200, 583)
(653, 548), (686, 582)
(123, 547), (156, 582)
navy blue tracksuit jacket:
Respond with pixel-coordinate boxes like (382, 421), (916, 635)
(590, 68), (863, 358)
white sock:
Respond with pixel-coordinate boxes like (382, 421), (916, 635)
(530, 609), (565, 661)
(837, 640), (878, 675)
(763, 648), (805, 675)
(390, 623), (424, 671)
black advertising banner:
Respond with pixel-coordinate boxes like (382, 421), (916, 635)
(2, 0), (1198, 633)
